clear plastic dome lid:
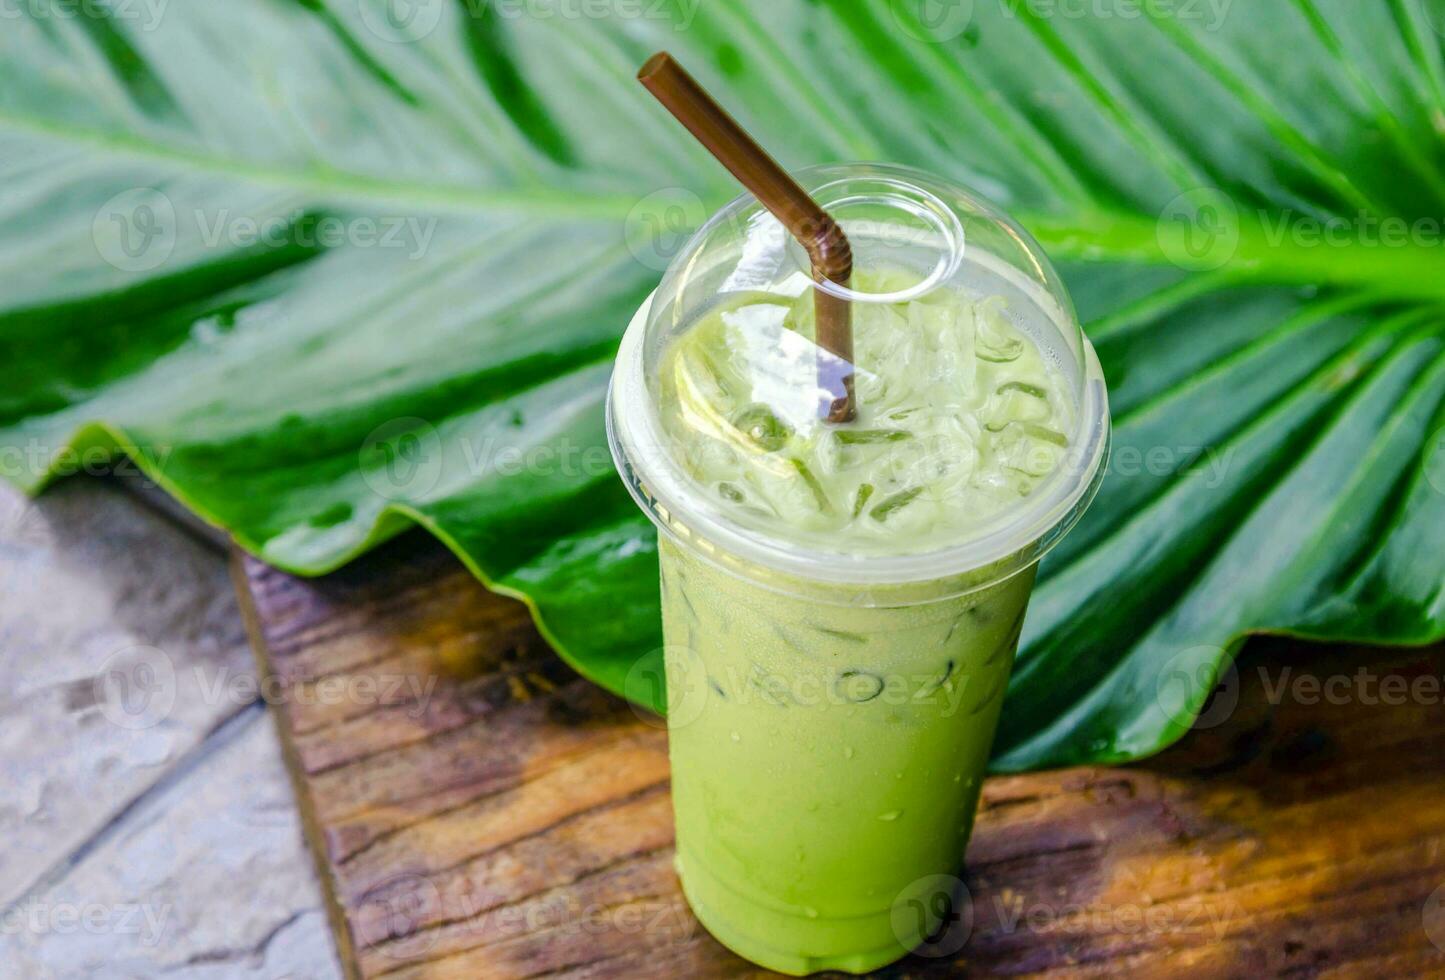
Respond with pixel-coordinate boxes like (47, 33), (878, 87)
(609, 163), (1109, 600)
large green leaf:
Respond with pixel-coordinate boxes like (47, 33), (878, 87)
(3, 1), (1443, 770)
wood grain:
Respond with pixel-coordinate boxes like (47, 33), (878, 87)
(232, 531), (1445, 979)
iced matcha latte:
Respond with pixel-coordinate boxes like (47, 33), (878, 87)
(608, 164), (1109, 975)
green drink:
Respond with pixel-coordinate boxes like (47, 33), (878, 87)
(659, 537), (1036, 973)
(609, 165), (1108, 974)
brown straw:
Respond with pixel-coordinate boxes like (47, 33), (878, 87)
(638, 52), (856, 423)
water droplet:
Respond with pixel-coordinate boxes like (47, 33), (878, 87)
(878, 810), (903, 822)
(730, 731), (741, 742)
(803, 906), (819, 919)
(843, 746), (855, 759)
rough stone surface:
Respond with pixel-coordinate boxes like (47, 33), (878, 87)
(0, 480), (341, 980)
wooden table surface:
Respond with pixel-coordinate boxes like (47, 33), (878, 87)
(232, 529), (1445, 979)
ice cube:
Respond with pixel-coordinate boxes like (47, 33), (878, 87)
(976, 298), (1025, 363)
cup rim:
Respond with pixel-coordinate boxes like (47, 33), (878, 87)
(609, 315), (1109, 602)
(607, 168), (1111, 601)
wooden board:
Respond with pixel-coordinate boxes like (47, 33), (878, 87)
(232, 531), (1445, 979)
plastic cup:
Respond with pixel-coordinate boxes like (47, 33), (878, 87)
(607, 164), (1109, 974)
